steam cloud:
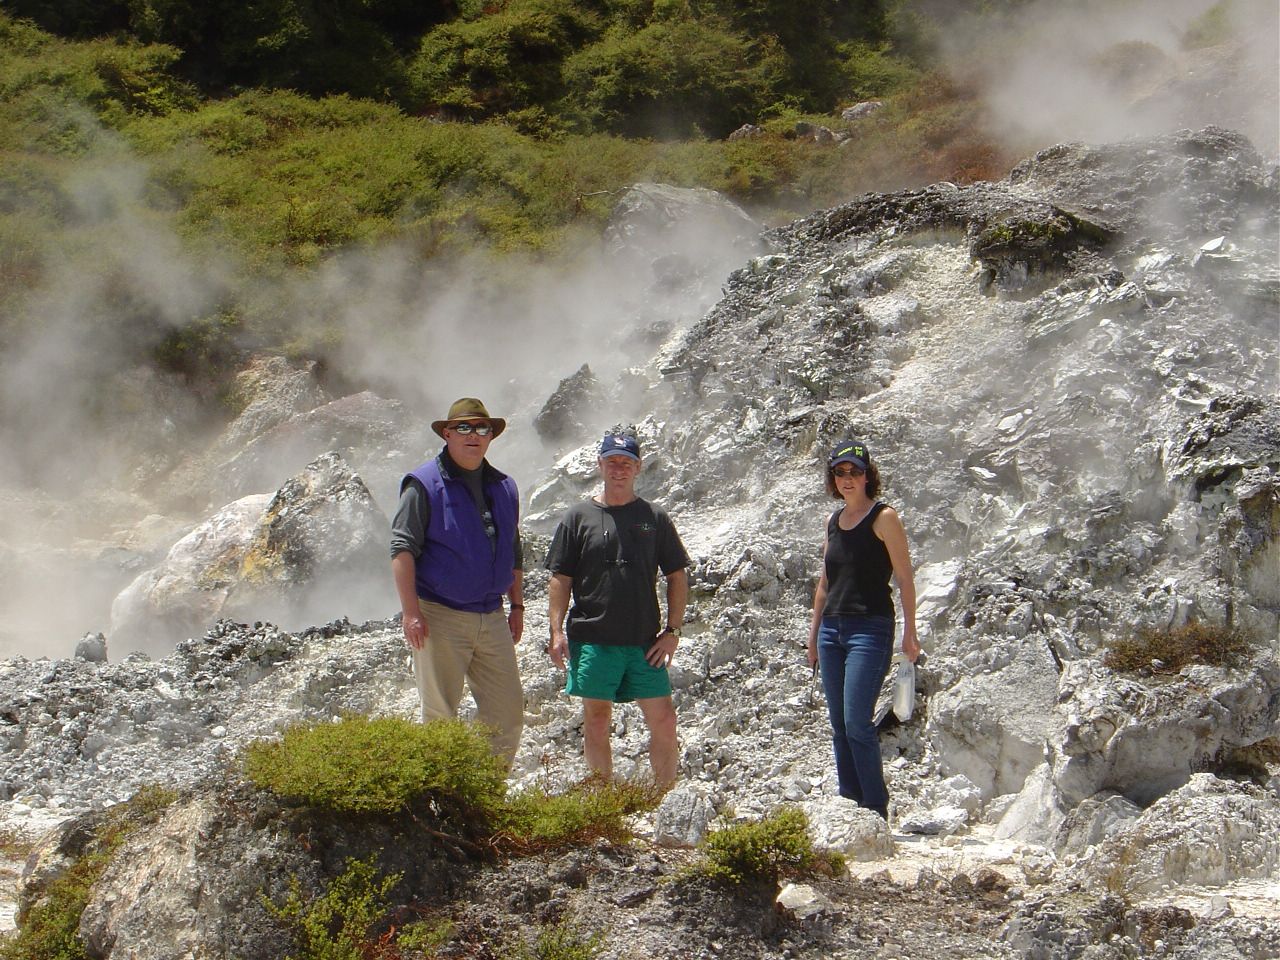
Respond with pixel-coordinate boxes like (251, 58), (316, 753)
(3, 0), (1276, 657)
(924, 0), (1279, 155)
(0, 130), (749, 659)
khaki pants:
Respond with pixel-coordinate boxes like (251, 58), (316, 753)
(412, 599), (523, 768)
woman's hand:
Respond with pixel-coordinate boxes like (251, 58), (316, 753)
(902, 623), (920, 663)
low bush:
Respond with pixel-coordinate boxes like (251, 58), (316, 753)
(244, 714), (664, 851)
(502, 777), (662, 850)
(503, 918), (604, 960)
(0, 18), (192, 145)
(1104, 621), (1253, 673)
(560, 15), (787, 139)
(693, 806), (837, 887)
(266, 856), (401, 960)
(243, 715), (508, 822)
(407, 0), (602, 120)
(0, 785), (177, 960)
(395, 917), (454, 954)
(245, 718), (661, 959)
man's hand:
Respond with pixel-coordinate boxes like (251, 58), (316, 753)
(646, 629), (678, 668)
(508, 607), (524, 643)
(402, 613), (427, 651)
(548, 630), (568, 670)
(806, 634), (818, 669)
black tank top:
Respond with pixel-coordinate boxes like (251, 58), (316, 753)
(822, 502), (894, 618)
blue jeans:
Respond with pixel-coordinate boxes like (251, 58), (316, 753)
(817, 614), (894, 817)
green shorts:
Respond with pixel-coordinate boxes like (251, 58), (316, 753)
(566, 641), (672, 703)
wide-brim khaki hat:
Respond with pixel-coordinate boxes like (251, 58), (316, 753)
(431, 397), (507, 438)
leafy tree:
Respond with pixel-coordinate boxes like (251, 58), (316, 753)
(561, 14), (788, 137)
(407, 0), (602, 119)
(4, 0), (132, 38)
(123, 0), (456, 98)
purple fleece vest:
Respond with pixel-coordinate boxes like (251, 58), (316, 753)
(405, 456), (518, 613)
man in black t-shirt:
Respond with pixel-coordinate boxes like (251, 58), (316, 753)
(546, 430), (689, 786)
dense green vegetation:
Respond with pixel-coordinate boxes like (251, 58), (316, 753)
(4, 1), (1242, 384)
(244, 715), (661, 847)
(0, 2), (1016, 377)
(7, 0), (901, 129)
(0, 3), (997, 269)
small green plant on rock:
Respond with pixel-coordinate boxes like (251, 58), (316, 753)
(692, 806), (837, 886)
(394, 916), (454, 954)
(502, 776), (662, 851)
(266, 855), (401, 960)
(244, 715), (662, 851)
(0, 785), (177, 960)
(502, 918), (604, 960)
(1104, 621), (1252, 673)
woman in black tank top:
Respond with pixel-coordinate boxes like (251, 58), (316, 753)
(806, 440), (919, 819)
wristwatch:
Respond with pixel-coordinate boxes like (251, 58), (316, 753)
(662, 625), (682, 638)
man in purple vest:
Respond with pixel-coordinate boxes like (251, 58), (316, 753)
(390, 397), (525, 768)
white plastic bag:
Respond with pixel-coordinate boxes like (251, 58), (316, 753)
(892, 658), (915, 721)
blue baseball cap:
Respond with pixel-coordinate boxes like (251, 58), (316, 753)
(828, 440), (870, 469)
(600, 432), (641, 460)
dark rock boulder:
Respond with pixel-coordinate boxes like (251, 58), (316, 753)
(1007, 126), (1276, 248)
(534, 364), (606, 444)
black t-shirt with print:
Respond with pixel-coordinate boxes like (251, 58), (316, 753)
(545, 497), (690, 647)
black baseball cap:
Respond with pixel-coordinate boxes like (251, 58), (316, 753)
(828, 440), (870, 469)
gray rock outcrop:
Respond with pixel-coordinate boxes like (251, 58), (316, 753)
(109, 453), (391, 652)
(159, 351), (425, 517)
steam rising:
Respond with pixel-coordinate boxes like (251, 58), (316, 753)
(0, 135), (750, 659)
(926, 0), (1279, 154)
(2, 0), (1276, 658)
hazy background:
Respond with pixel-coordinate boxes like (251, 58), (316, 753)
(942, 0), (1279, 153)
(1, 0), (1276, 659)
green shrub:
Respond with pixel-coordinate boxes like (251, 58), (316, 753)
(503, 918), (604, 960)
(693, 807), (828, 886)
(0, 786), (177, 960)
(244, 715), (509, 821)
(0, 17), (192, 142)
(1104, 621), (1253, 673)
(502, 777), (662, 850)
(151, 309), (246, 382)
(407, 0), (602, 119)
(395, 917), (454, 953)
(266, 856), (401, 960)
(560, 16), (788, 138)
(124, 0), (426, 100)
(835, 39), (920, 101)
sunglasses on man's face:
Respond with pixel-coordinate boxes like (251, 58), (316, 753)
(449, 421), (493, 436)
(832, 465), (865, 478)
